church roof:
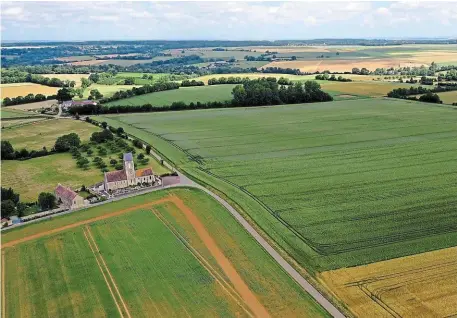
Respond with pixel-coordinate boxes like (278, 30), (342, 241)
(55, 184), (78, 201)
(123, 153), (133, 162)
(136, 167), (153, 177)
(105, 169), (127, 182)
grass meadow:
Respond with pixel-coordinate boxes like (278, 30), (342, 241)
(105, 85), (236, 107)
(2, 119), (100, 151)
(1, 108), (41, 118)
(98, 98), (457, 273)
(2, 188), (329, 318)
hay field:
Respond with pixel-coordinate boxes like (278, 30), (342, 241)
(2, 119), (100, 150)
(1, 188), (329, 318)
(437, 91), (457, 104)
(263, 59), (426, 73)
(320, 81), (415, 97)
(56, 55), (96, 62)
(98, 98), (457, 273)
(7, 99), (57, 111)
(40, 74), (90, 86)
(105, 85), (235, 107)
(1, 153), (103, 201)
(195, 73), (305, 83)
(0, 83), (59, 99)
(319, 247), (457, 318)
(1, 117), (48, 129)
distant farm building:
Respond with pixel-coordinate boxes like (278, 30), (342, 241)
(61, 100), (97, 111)
(104, 153), (157, 191)
(55, 184), (86, 209)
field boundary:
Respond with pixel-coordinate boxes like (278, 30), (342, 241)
(85, 226), (132, 318)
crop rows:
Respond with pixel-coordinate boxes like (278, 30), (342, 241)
(99, 98), (457, 270)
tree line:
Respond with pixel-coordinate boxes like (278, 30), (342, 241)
(99, 81), (180, 103)
(69, 78), (332, 115)
(315, 74), (352, 82)
(2, 93), (57, 106)
(387, 85), (457, 98)
(1, 133), (81, 161)
(1, 69), (74, 87)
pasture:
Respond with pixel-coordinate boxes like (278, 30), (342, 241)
(0, 83), (58, 99)
(1, 153), (103, 201)
(319, 246), (457, 317)
(2, 119), (100, 151)
(105, 85), (235, 107)
(98, 98), (457, 272)
(1, 188), (329, 318)
(1, 118), (48, 129)
(1, 108), (40, 118)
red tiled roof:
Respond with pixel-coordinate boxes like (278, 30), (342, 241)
(136, 167), (153, 177)
(55, 184), (78, 201)
(105, 169), (127, 182)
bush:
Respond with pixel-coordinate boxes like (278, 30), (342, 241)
(38, 192), (56, 211)
(54, 133), (81, 152)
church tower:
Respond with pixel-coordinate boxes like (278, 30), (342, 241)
(123, 153), (136, 183)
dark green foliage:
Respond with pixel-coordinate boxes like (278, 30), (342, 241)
(145, 145), (151, 154)
(137, 153), (145, 160)
(419, 92), (442, 104)
(115, 163), (124, 170)
(1, 141), (15, 159)
(1, 200), (16, 217)
(180, 80), (204, 87)
(37, 192), (56, 211)
(132, 139), (143, 149)
(90, 130), (114, 143)
(1, 187), (20, 205)
(110, 159), (118, 166)
(54, 133), (81, 152)
(56, 87), (75, 102)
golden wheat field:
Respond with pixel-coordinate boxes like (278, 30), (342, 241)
(319, 81), (414, 97)
(263, 59), (426, 73)
(0, 83), (59, 99)
(319, 247), (457, 318)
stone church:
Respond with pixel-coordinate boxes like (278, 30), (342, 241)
(104, 153), (157, 192)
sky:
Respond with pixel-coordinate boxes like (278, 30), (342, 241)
(1, 1), (457, 42)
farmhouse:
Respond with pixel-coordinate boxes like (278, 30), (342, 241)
(55, 184), (86, 209)
(61, 100), (97, 111)
(104, 152), (157, 191)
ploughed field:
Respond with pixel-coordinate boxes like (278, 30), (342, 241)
(105, 85), (235, 107)
(1, 188), (329, 318)
(99, 98), (457, 272)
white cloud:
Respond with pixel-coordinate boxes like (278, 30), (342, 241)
(89, 15), (119, 22)
(2, 7), (23, 16)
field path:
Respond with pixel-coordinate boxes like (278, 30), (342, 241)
(170, 195), (270, 318)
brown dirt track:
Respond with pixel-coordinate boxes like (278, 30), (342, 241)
(1, 195), (270, 317)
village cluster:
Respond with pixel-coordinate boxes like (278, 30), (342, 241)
(56, 152), (161, 210)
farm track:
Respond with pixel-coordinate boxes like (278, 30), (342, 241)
(82, 228), (125, 318)
(152, 209), (255, 317)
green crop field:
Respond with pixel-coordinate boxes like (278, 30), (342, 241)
(105, 85), (235, 107)
(437, 91), (457, 104)
(2, 188), (329, 318)
(98, 98), (457, 273)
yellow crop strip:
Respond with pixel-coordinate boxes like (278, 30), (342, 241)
(319, 246), (457, 318)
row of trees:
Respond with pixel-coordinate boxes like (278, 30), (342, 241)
(315, 74), (352, 82)
(1, 186), (57, 219)
(387, 85), (457, 98)
(69, 79), (332, 115)
(2, 93), (56, 106)
(207, 76), (293, 86)
(180, 79), (204, 87)
(1, 69), (73, 87)
(1, 133), (81, 161)
(99, 81), (180, 103)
